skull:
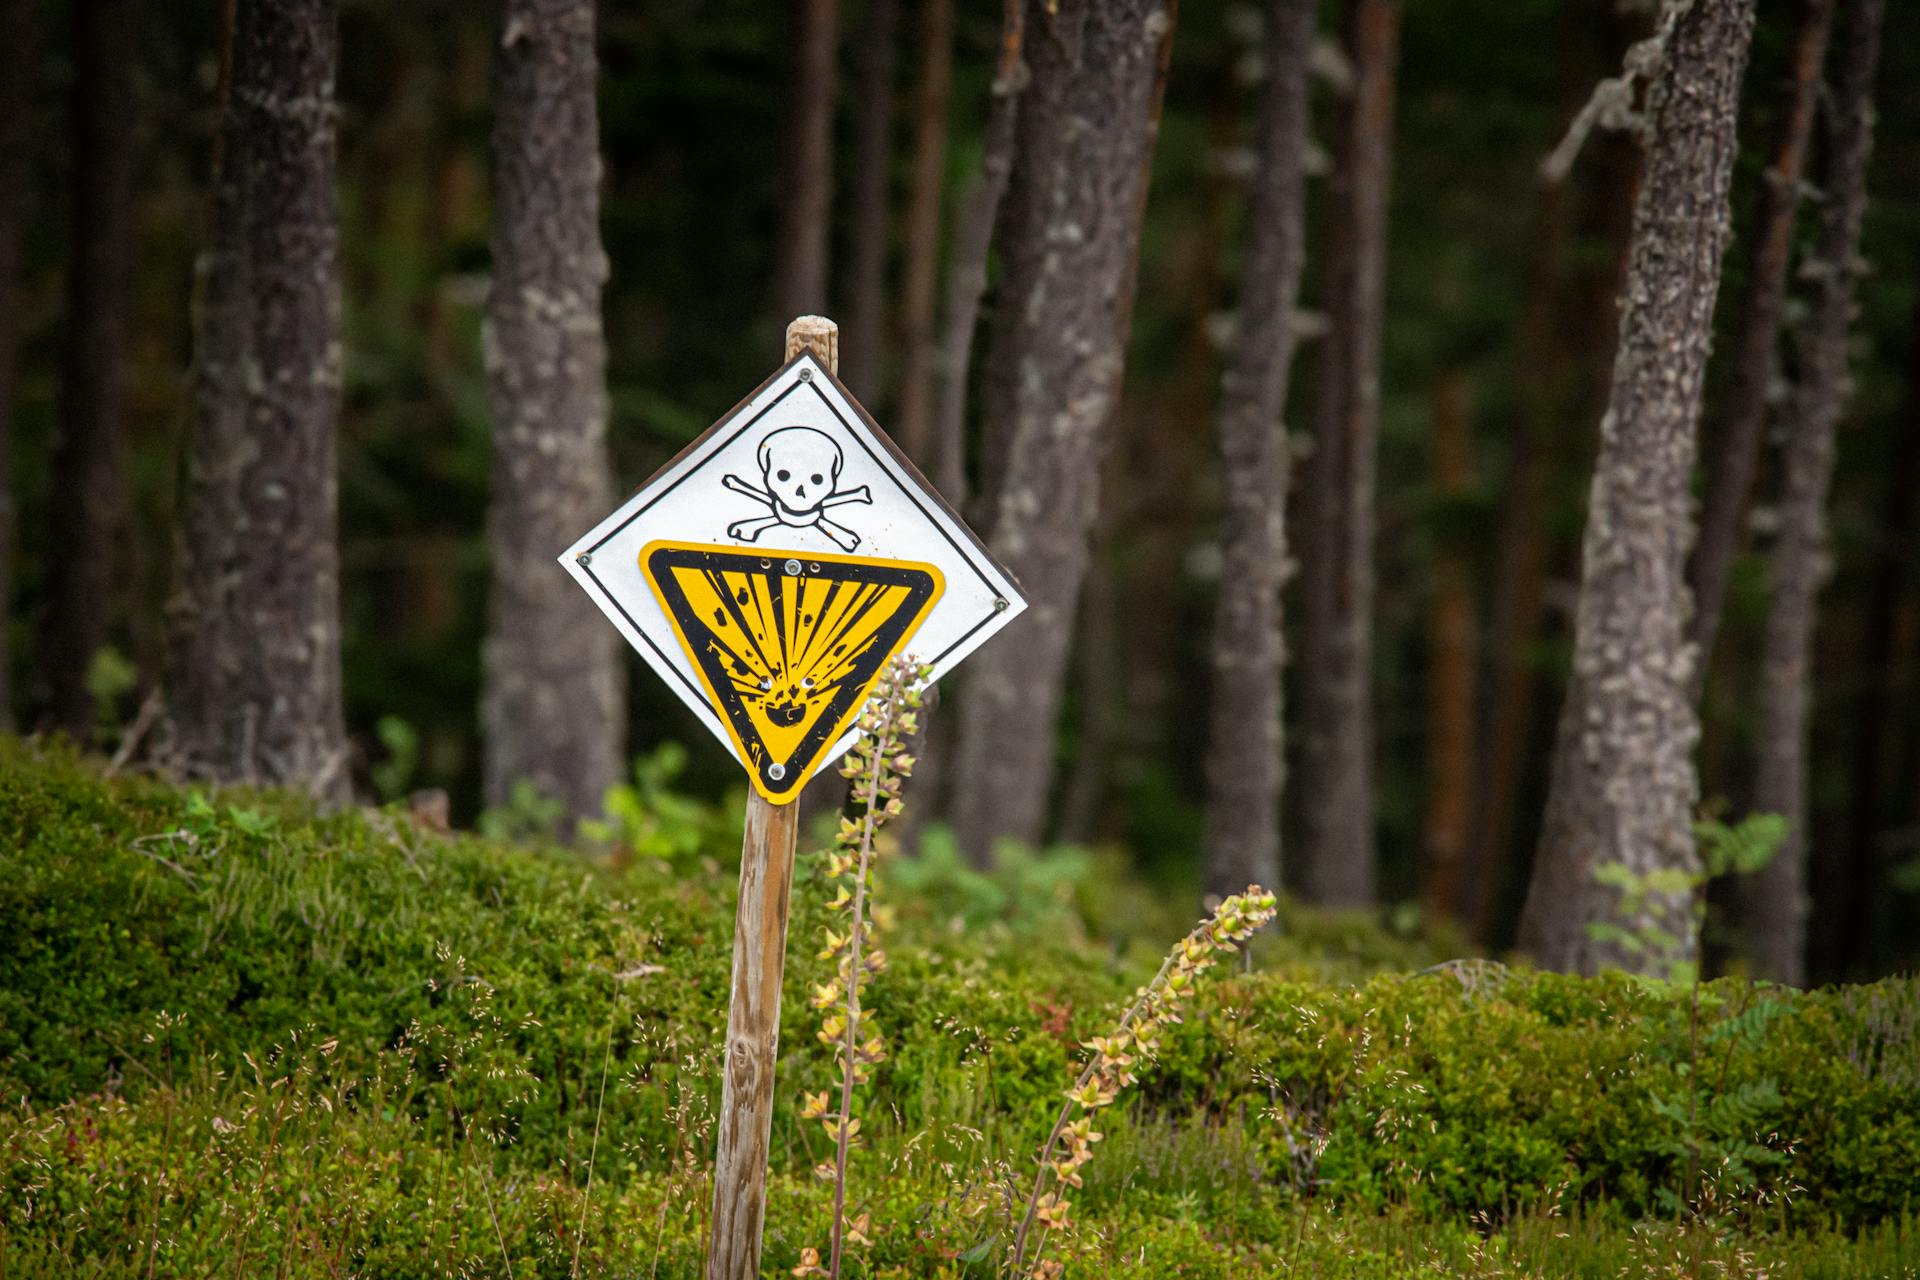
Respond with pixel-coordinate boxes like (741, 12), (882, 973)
(758, 427), (843, 516)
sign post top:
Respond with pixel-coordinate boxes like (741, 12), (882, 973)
(560, 342), (1026, 795)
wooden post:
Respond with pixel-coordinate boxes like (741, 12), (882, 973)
(705, 315), (838, 1280)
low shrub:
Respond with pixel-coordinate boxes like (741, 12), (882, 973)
(2, 741), (1917, 1267)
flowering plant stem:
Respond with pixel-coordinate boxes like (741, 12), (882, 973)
(1010, 952), (1173, 1270)
(1009, 888), (1277, 1278)
(827, 679), (896, 1279)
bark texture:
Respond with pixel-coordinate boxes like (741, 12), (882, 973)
(0, 0), (36, 731)
(1739, 0), (1882, 987)
(1293, 0), (1397, 907)
(894, 0), (952, 471)
(1518, 0), (1755, 975)
(482, 0), (624, 826)
(1466, 0), (1642, 937)
(974, 0), (1080, 520)
(42, 0), (133, 737)
(776, 0), (839, 321)
(1201, 0), (1315, 901)
(839, 0), (897, 401)
(947, 0), (1175, 862)
(931, 0), (1030, 510)
(169, 0), (349, 801)
(1687, 0), (1834, 697)
(1422, 374), (1475, 922)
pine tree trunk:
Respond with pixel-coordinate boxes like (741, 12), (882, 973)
(928, 0), (1030, 513)
(894, 0), (952, 470)
(974, 0), (1081, 522)
(1687, 0), (1834, 700)
(1201, 0), (1314, 901)
(169, 0), (349, 801)
(1518, 0), (1755, 975)
(1422, 373), (1475, 922)
(42, 0), (133, 738)
(839, 0), (897, 402)
(0, 0), (36, 732)
(482, 0), (624, 827)
(1740, 0), (1882, 988)
(1466, 0), (1642, 939)
(1294, 0), (1396, 907)
(947, 0), (1176, 862)
(777, 0), (839, 321)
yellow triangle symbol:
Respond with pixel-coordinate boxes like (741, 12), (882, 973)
(640, 541), (945, 803)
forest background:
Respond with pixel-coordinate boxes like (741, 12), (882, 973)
(1, 0), (1917, 986)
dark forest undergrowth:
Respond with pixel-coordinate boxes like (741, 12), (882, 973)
(1, 743), (1916, 1277)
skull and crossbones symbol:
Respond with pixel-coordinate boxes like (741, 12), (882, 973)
(724, 427), (872, 552)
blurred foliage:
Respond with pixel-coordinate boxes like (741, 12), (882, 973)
(1, 0), (1918, 974)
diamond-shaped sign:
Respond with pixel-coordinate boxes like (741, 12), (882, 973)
(559, 352), (1027, 799)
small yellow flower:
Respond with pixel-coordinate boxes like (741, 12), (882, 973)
(799, 1090), (829, 1120)
(792, 1246), (829, 1277)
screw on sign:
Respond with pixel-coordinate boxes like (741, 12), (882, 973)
(558, 316), (1027, 1279)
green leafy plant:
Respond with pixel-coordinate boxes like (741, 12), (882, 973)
(84, 646), (139, 744)
(1586, 812), (1789, 988)
(580, 741), (735, 870)
(371, 715), (420, 801)
(476, 776), (567, 840)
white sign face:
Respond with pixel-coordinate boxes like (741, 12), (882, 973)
(559, 352), (1028, 780)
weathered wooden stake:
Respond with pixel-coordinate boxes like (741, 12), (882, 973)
(704, 315), (838, 1280)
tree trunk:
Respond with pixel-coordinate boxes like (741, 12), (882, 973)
(169, 0), (349, 801)
(891, 0), (1021, 827)
(893, 0), (952, 471)
(929, 0), (1030, 513)
(1422, 373), (1475, 923)
(1465, 0), (1643, 940)
(839, 0), (897, 402)
(1742, 0), (1883, 987)
(947, 0), (1176, 863)
(0, 0), (36, 732)
(481, 0), (624, 827)
(974, 0), (1082, 522)
(776, 0), (839, 321)
(1687, 0), (1834, 700)
(41, 0), (133, 739)
(1518, 0), (1755, 975)
(1201, 0), (1315, 902)
(1293, 0), (1396, 907)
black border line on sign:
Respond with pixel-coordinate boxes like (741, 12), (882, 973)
(575, 356), (1016, 695)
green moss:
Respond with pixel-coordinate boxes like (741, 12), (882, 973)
(1, 743), (1917, 1274)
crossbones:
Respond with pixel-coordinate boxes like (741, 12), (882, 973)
(724, 426), (872, 552)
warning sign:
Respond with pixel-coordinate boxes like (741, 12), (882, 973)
(641, 541), (942, 800)
(559, 349), (1026, 799)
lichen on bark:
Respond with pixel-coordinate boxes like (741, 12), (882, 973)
(1519, 0), (1756, 975)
